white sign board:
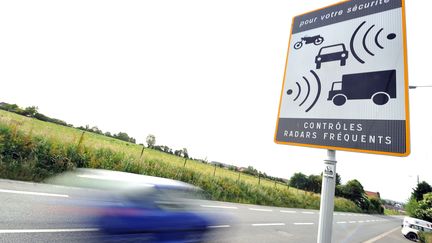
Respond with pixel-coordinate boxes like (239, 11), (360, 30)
(275, 0), (410, 156)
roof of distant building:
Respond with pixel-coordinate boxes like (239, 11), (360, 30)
(365, 191), (380, 199)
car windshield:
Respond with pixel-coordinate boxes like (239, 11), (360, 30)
(332, 82), (342, 91)
(320, 45), (343, 54)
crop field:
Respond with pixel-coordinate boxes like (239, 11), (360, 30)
(0, 109), (360, 211)
(0, 110), (293, 189)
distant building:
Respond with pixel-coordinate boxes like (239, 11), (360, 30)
(365, 191), (381, 199)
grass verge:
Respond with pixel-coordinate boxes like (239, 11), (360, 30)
(0, 110), (360, 211)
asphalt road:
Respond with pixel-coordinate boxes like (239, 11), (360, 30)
(0, 179), (413, 243)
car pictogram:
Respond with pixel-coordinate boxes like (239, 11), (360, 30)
(315, 43), (349, 69)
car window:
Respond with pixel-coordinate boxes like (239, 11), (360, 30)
(320, 45), (343, 55)
(332, 82), (342, 91)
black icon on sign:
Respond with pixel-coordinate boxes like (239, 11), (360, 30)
(327, 70), (396, 106)
(315, 43), (349, 69)
(293, 35), (324, 50)
(350, 21), (397, 64)
(286, 70), (321, 112)
(324, 166), (334, 175)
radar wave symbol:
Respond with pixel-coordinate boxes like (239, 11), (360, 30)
(350, 21), (396, 64)
(286, 70), (321, 113)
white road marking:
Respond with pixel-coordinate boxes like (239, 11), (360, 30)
(280, 210), (297, 213)
(0, 228), (99, 234)
(336, 221), (347, 224)
(301, 212), (314, 214)
(200, 205), (238, 209)
(358, 221), (365, 223)
(349, 221), (356, 224)
(249, 208), (273, 212)
(252, 223), (285, 227)
(362, 227), (400, 243)
(294, 223), (314, 225)
(208, 225), (231, 228)
(0, 189), (69, 198)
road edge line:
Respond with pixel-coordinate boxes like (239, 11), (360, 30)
(362, 226), (400, 243)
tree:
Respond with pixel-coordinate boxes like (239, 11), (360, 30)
(23, 106), (38, 117)
(306, 174), (322, 193)
(114, 132), (130, 142)
(2, 103), (19, 112)
(91, 126), (102, 134)
(243, 166), (258, 176)
(335, 173), (342, 186)
(406, 197), (420, 216)
(341, 179), (368, 210)
(182, 148), (189, 158)
(412, 193), (432, 222)
(289, 172), (309, 190)
(412, 181), (432, 201)
(146, 134), (156, 148)
(368, 198), (384, 214)
(335, 184), (344, 197)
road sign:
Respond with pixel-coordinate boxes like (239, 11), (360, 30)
(275, 0), (410, 156)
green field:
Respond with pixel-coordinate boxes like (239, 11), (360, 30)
(384, 208), (406, 216)
(0, 109), (361, 211)
(0, 110), (290, 189)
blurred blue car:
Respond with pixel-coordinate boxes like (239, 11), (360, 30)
(47, 169), (218, 243)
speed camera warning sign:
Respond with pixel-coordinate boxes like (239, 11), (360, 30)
(274, 0), (410, 156)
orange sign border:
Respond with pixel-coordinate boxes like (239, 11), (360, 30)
(274, 0), (410, 157)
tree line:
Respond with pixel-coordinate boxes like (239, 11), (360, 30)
(146, 134), (189, 159)
(0, 103), (136, 144)
(289, 172), (384, 214)
(238, 166), (287, 183)
(0, 102), (192, 159)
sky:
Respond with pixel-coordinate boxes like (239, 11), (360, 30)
(0, 0), (430, 203)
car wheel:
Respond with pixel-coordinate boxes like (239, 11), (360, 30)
(406, 232), (418, 241)
(332, 94), (347, 106)
(372, 92), (390, 105)
(294, 42), (303, 50)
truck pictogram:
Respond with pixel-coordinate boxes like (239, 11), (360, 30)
(327, 70), (396, 106)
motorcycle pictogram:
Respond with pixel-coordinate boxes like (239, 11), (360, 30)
(293, 35), (324, 50)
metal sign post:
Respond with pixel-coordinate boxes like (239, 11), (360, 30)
(317, 150), (337, 243)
